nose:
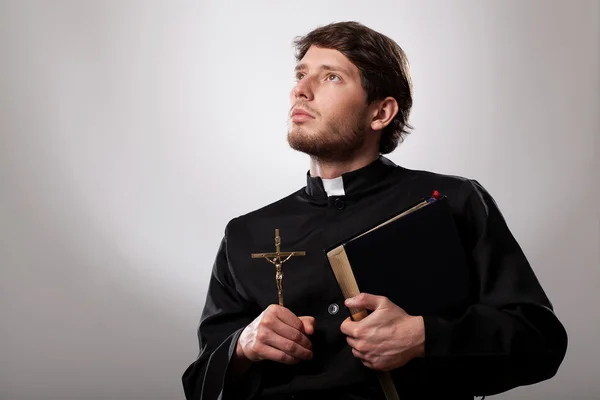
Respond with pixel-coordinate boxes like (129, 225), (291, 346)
(292, 76), (314, 101)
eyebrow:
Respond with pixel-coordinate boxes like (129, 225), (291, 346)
(294, 63), (352, 77)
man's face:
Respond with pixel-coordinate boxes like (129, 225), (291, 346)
(287, 46), (370, 162)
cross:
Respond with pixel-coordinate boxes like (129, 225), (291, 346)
(251, 229), (306, 306)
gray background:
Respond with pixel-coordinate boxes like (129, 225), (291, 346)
(0, 0), (598, 399)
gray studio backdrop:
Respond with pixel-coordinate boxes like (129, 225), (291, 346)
(0, 1), (598, 399)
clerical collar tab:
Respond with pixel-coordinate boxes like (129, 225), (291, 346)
(322, 177), (345, 197)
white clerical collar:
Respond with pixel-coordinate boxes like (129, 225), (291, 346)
(321, 176), (345, 197)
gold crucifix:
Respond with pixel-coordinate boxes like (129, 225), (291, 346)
(251, 229), (306, 306)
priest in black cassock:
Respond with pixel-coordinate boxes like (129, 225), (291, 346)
(182, 21), (567, 400)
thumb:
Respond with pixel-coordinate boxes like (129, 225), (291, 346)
(298, 316), (316, 335)
(345, 293), (387, 311)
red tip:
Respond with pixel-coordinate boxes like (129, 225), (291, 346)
(432, 190), (441, 200)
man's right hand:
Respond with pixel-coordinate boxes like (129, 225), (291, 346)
(235, 304), (315, 364)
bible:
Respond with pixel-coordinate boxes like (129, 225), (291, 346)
(325, 192), (471, 400)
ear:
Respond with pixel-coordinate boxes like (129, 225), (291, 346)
(370, 97), (399, 132)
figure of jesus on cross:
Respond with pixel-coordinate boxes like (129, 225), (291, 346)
(251, 229), (306, 306)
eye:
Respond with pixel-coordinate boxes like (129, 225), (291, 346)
(326, 73), (341, 82)
(295, 72), (305, 81)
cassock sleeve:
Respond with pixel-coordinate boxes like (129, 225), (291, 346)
(421, 179), (568, 396)
(182, 222), (262, 400)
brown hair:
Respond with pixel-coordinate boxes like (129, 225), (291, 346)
(293, 21), (413, 154)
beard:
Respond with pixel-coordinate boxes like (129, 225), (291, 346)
(287, 110), (368, 163)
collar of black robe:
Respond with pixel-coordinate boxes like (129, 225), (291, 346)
(304, 155), (398, 201)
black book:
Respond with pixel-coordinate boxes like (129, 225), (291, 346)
(325, 194), (471, 321)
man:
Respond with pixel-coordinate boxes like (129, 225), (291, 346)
(182, 21), (568, 399)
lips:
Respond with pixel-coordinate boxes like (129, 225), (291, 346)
(290, 107), (315, 124)
(291, 108), (314, 118)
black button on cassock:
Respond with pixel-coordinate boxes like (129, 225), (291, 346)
(333, 198), (345, 210)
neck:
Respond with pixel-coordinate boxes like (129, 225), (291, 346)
(309, 149), (380, 179)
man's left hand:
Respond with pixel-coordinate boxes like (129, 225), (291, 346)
(340, 293), (425, 371)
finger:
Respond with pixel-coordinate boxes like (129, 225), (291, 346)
(257, 344), (302, 365)
(340, 317), (359, 337)
(346, 336), (366, 353)
(299, 316), (316, 335)
(270, 321), (313, 351)
(361, 359), (375, 369)
(351, 347), (368, 360)
(272, 306), (306, 332)
(347, 344), (372, 367)
(345, 293), (387, 311)
(263, 330), (313, 361)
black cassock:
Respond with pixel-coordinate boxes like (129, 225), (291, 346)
(182, 156), (567, 400)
